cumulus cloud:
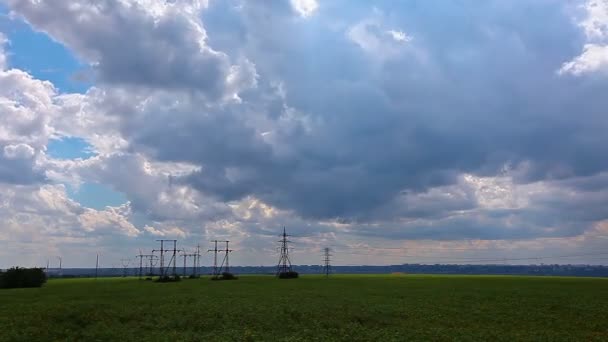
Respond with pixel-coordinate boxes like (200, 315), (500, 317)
(290, 0), (318, 18)
(1, 0), (608, 266)
(5, 0), (256, 99)
(0, 184), (141, 242)
(3, 143), (35, 159)
(0, 66), (59, 185)
(560, 43), (608, 75)
(144, 225), (187, 238)
(560, 0), (608, 75)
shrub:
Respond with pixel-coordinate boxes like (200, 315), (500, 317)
(155, 275), (181, 283)
(210, 272), (238, 281)
(277, 271), (299, 279)
(0, 267), (47, 289)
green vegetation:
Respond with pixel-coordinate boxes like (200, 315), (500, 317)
(1, 274), (607, 341)
(0, 267), (46, 289)
(278, 271), (299, 279)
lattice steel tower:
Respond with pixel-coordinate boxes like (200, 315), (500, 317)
(323, 247), (332, 277)
(276, 227), (293, 276)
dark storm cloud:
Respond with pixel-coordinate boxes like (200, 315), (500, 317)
(109, 0), (608, 226)
(9, 0), (608, 240)
(180, 0), (608, 223)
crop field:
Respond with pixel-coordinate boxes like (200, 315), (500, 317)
(1, 274), (608, 341)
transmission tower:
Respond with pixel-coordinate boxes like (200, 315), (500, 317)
(121, 258), (130, 277)
(181, 252), (198, 276)
(218, 241), (233, 274)
(136, 251), (155, 279)
(153, 239), (180, 277)
(194, 244), (201, 277)
(208, 240), (219, 277)
(276, 227), (293, 276)
(323, 247), (332, 277)
(56, 256), (63, 277)
(147, 254), (159, 276)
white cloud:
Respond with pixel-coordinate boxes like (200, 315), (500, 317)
(0, 33), (7, 70)
(78, 203), (140, 237)
(347, 17), (413, 60)
(3, 143), (35, 159)
(580, 0), (608, 41)
(387, 30), (412, 43)
(559, 44), (608, 75)
(290, 0), (319, 18)
(560, 0), (608, 75)
(144, 225), (187, 238)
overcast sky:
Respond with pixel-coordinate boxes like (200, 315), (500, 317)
(1, 0), (607, 268)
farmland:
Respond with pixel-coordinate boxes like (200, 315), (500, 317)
(1, 275), (607, 341)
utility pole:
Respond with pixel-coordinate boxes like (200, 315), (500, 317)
(276, 227), (293, 276)
(135, 251), (156, 279)
(153, 239), (178, 277)
(323, 247), (332, 277)
(147, 254), (158, 276)
(121, 258), (130, 277)
(195, 244), (201, 277)
(95, 254), (99, 279)
(137, 251), (144, 279)
(56, 256), (62, 277)
(180, 251), (199, 277)
(208, 240), (219, 277)
(219, 241), (233, 274)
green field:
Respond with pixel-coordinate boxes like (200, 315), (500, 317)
(1, 274), (607, 341)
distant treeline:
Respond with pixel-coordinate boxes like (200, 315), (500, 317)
(31, 263), (608, 278)
(0, 267), (47, 289)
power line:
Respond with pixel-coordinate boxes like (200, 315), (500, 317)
(328, 250), (608, 264)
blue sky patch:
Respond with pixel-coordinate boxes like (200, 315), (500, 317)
(67, 183), (128, 210)
(0, 4), (90, 93)
(47, 137), (96, 160)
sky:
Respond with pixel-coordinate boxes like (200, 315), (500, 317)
(1, 0), (608, 268)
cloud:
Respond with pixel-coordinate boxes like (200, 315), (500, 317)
(78, 203), (140, 237)
(43, 0), (605, 228)
(560, 0), (608, 75)
(387, 30), (412, 43)
(560, 43), (608, 75)
(0, 184), (140, 242)
(0, 66), (59, 185)
(1, 0), (608, 266)
(347, 14), (413, 60)
(4, 143), (35, 159)
(0, 32), (7, 70)
(5, 0), (256, 99)
(144, 225), (187, 238)
(290, 0), (318, 18)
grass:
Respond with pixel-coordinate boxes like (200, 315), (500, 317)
(1, 274), (607, 341)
